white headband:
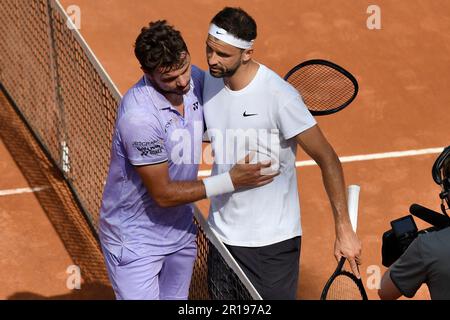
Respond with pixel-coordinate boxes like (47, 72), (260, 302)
(208, 24), (254, 49)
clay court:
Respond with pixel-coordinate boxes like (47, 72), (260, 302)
(1, 0), (449, 300)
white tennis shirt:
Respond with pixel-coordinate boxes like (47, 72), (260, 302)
(203, 63), (317, 247)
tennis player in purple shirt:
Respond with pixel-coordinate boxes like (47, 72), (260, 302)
(99, 20), (277, 300)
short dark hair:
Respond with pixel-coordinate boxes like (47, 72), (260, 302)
(134, 20), (188, 73)
(211, 7), (257, 42)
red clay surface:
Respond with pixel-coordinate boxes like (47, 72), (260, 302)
(2, 0), (450, 299)
(1, 90), (114, 299)
(0, 137), (75, 299)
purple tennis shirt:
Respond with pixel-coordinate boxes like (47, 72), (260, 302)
(99, 65), (204, 258)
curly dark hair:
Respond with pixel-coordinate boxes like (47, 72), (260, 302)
(211, 7), (257, 42)
(134, 20), (188, 73)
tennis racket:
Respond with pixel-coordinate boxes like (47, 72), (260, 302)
(284, 59), (359, 116)
(320, 185), (368, 300)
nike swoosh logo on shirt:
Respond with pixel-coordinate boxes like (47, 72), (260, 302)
(243, 111), (258, 117)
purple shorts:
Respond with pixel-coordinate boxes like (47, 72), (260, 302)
(102, 240), (197, 300)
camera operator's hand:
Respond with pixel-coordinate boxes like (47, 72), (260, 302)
(335, 223), (362, 278)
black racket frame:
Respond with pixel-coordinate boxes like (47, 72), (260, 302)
(284, 59), (359, 116)
(320, 256), (368, 300)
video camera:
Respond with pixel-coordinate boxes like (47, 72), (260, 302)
(382, 146), (450, 267)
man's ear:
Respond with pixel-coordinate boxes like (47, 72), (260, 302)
(242, 48), (254, 63)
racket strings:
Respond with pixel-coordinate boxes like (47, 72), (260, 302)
(289, 73), (353, 108)
(286, 64), (356, 112)
(288, 65), (354, 97)
(326, 273), (365, 300)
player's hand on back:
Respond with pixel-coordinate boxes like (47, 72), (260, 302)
(229, 152), (280, 189)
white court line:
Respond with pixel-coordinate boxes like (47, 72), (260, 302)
(1, 148), (444, 191)
(197, 147), (445, 177)
(0, 186), (48, 197)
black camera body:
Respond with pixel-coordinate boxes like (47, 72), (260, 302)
(382, 146), (450, 268)
(382, 214), (436, 267)
(382, 204), (450, 267)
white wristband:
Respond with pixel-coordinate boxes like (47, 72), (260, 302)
(203, 172), (235, 198)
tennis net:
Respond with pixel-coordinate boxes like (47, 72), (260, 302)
(0, 0), (260, 300)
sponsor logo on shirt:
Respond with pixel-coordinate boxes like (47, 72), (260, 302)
(132, 140), (164, 157)
(165, 117), (181, 133)
(243, 111), (258, 117)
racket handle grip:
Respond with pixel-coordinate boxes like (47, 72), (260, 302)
(347, 185), (361, 233)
